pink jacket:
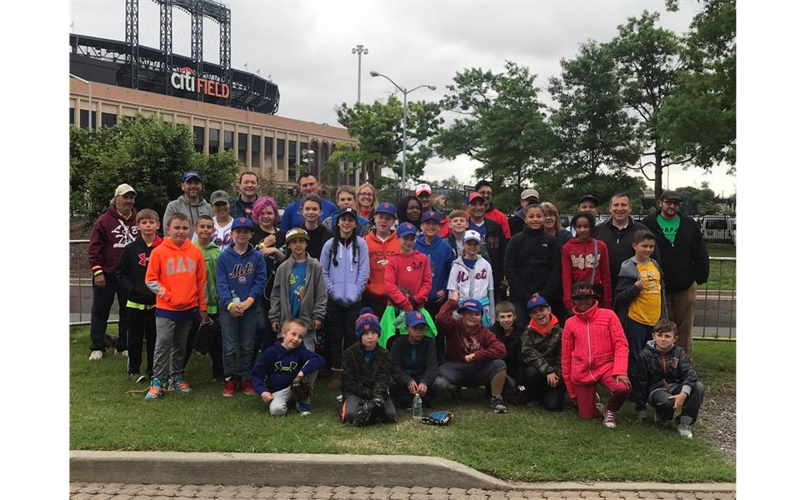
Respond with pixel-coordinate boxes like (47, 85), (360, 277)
(561, 302), (629, 399)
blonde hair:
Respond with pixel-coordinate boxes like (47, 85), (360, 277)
(281, 319), (308, 335)
(541, 201), (563, 231)
(357, 183), (378, 211)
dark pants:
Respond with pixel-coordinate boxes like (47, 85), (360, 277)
(425, 301), (446, 362)
(89, 275), (128, 352)
(127, 307), (156, 377)
(438, 359), (507, 390)
(390, 375), (449, 407)
(253, 298), (272, 365)
(626, 317), (655, 382)
(362, 295), (388, 318)
(649, 382), (705, 425)
(340, 395), (397, 425)
(325, 301), (361, 371)
(523, 366), (566, 411)
(184, 314), (224, 381)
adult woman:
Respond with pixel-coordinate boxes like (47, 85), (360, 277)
(357, 182), (378, 221)
(541, 202), (573, 247)
(250, 196), (287, 357)
(397, 195), (423, 232)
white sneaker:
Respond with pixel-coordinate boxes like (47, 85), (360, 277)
(89, 350), (103, 361)
(677, 422), (693, 439)
(603, 410), (617, 429)
(115, 350), (129, 358)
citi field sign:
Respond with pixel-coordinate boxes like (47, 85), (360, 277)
(171, 67), (231, 99)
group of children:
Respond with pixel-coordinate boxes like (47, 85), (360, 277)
(110, 189), (704, 438)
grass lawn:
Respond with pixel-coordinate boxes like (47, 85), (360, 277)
(70, 327), (735, 483)
(702, 244), (736, 291)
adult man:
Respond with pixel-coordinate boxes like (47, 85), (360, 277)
(475, 180), (512, 239)
(88, 183), (140, 360)
(593, 193), (654, 299)
(642, 190), (709, 357)
(229, 171), (259, 219)
(568, 194), (599, 237)
(468, 192), (507, 302)
(280, 172), (338, 231)
(508, 188), (540, 237)
(162, 171), (213, 239)
(415, 183), (433, 212)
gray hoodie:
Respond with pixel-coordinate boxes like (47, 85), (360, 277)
(269, 254), (328, 333)
(162, 195), (213, 238)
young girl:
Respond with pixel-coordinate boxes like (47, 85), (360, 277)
(250, 196), (287, 360)
(380, 222), (435, 350)
(505, 203), (563, 327)
(397, 196), (423, 232)
(562, 211), (612, 317)
(447, 230), (495, 327)
(357, 182), (378, 221)
(320, 208), (369, 389)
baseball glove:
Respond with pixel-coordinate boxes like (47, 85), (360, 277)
(291, 376), (313, 401)
(192, 318), (218, 356)
(420, 411), (454, 426)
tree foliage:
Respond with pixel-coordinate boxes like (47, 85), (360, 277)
(676, 182), (720, 215)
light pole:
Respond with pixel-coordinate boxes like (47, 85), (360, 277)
(301, 148), (316, 180)
(70, 74), (93, 130)
(369, 71), (436, 196)
(351, 44), (369, 103)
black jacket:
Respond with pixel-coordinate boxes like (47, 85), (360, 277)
(490, 323), (524, 380)
(593, 217), (658, 298)
(508, 208), (525, 237)
(305, 224), (332, 261)
(342, 342), (391, 402)
(390, 336), (439, 387)
(475, 218), (507, 291)
(115, 234), (163, 305)
(504, 227), (562, 304)
(641, 214), (709, 294)
(633, 341), (698, 411)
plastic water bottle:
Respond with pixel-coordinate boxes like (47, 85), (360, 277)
(231, 291), (240, 304)
(412, 394), (423, 420)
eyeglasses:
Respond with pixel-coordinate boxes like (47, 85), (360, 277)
(359, 193), (373, 197)
(662, 200), (681, 206)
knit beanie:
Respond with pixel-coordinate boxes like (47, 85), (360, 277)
(355, 307), (381, 339)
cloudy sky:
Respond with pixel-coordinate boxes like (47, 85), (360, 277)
(69, 0), (736, 197)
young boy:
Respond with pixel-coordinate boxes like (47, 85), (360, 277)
(144, 213), (207, 400)
(341, 309), (397, 426)
(489, 301), (525, 392)
(216, 217), (268, 397)
(415, 209), (454, 359)
(186, 215), (224, 381)
(270, 228), (328, 358)
(614, 229), (667, 383)
(561, 282), (630, 428)
(436, 293), (509, 414)
(252, 319), (326, 416)
(521, 296), (565, 411)
(633, 320), (704, 438)
(363, 202), (400, 316)
(300, 195), (332, 261)
(445, 210), (490, 262)
(116, 208), (163, 383)
(390, 310), (448, 409)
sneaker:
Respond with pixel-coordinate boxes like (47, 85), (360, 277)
(144, 378), (164, 400)
(490, 396), (508, 414)
(89, 350), (103, 361)
(222, 377), (237, 397)
(655, 412), (668, 424)
(136, 375), (148, 384)
(603, 410), (617, 429)
(128, 373), (140, 382)
(677, 422), (693, 439)
(240, 378), (256, 395)
(115, 350), (129, 358)
(170, 374), (192, 395)
(296, 402), (312, 416)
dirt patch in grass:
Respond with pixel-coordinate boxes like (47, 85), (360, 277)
(696, 382), (736, 463)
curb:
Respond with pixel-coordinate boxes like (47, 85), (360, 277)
(510, 481), (736, 492)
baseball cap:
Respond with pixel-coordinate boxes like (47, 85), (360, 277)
(457, 299), (484, 313)
(463, 230), (482, 244)
(578, 194), (599, 207)
(182, 171), (202, 183)
(231, 217), (254, 231)
(660, 190), (682, 202)
(210, 190), (230, 205)
(396, 222), (417, 238)
(405, 310), (428, 328)
(355, 307), (381, 338)
(571, 282), (596, 299)
(467, 192), (484, 204)
(421, 210), (441, 223)
(375, 202), (396, 217)
(335, 207), (358, 223)
(114, 183), (136, 197)
(415, 183), (432, 196)
(527, 296), (550, 311)
(520, 188), (540, 202)
(285, 227), (310, 242)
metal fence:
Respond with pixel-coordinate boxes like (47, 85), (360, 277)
(69, 241), (736, 339)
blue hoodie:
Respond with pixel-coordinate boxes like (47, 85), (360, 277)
(215, 243), (268, 310)
(251, 341), (325, 394)
(414, 234), (454, 304)
(320, 235), (369, 306)
(280, 198), (338, 232)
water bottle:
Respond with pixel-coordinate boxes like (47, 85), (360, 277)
(412, 394), (423, 420)
(231, 291), (240, 304)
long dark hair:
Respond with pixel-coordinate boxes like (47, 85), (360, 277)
(329, 214), (359, 267)
(398, 195), (423, 230)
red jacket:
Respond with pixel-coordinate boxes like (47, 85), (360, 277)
(88, 205), (139, 276)
(561, 238), (612, 309)
(364, 231), (400, 300)
(436, 299), (507, 364)
(384, 250), (432, 312)
(561, 302), (629, 399)
(482, 206), (512, 239)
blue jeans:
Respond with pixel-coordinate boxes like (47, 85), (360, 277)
(626, 317), (655, 381)
(220, 306), (258, 379)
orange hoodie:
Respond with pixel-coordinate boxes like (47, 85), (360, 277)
(145, 237), (207, 312)
(364, 230), (400, 300)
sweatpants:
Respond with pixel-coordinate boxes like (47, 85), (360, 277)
(89, 275), (129, 353)
(390, 375), (449, 407)
(667, 282), (697, 357)
(572, 367), (631, 419)
(625, 317), (655, 382)
(127, 307), (156, 377)
(325, 301), (361, 371)
(153, 316), (193, 382)
(649, 381), (705, 425)
(340, 395), (397, 425)
(523, 366), (566, 411)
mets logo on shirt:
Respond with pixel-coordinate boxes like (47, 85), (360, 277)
(671, 357), (679, 368)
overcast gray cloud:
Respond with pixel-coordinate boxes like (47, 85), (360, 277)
(70, 0), (734, 196)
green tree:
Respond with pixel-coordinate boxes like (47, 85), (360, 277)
(434, 62), (554, 200)
(676, 182), (719, 215)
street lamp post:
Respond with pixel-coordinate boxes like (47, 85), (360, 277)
(70, 74), (93, 130)
(351, 44), (369, 104)
(369, 71), (436, 196)
(301, 148), (316, 181)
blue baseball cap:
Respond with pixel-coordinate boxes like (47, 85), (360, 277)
(458, 299), (484, 313)
(405, 310), (428, 328)
(396, 222), (417, 238)
(421, 210), (441, 223)
(375, 202), (396, 217)
(231, 217), (254, 231)
(182, 170), (202, 183)
(527, 296), (550, 311)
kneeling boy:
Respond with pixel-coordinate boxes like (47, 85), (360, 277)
(521, 296), (565, 411)
(390, 311), (448, 409)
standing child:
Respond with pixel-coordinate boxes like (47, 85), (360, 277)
(363, 202), (400, 316)
(521, 296), (565, 411)
(415, 209), (454, 359)
(447, 230), (495, 327)
(562, 212), (612, 317)
(144, 213), (207, 400)
(489, 301), (525, 393)
(389, 311), (449, 409)
(300, 195), (332, 261)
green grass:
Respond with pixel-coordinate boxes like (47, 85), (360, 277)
(70, 327), (735, 483)
(702, 244), (736, 291)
